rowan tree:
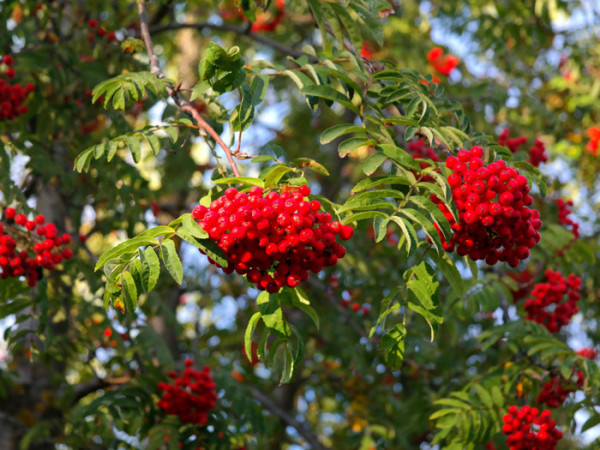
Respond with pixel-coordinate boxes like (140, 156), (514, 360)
(1, 1), (600, 449)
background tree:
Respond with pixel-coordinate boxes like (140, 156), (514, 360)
(0, 1), (599, 449)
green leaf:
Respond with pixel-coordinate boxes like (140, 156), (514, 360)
(0, 297), (32, 319)
(198, 42), (246, 93)
(379, 324), (406, 370)
(176, 229), (228, 269)
(258, 327), (271, 365)
(139, 247), (160, 292)
(280, 343), (295, 384)
(338, 138), (375, 158)
(263, 164), (294, 187)
(581, 413), (600, 433)
(379, 145), (421, 171)
(181, 213), (209, 239)
(231, 82), (255, 132)
(342, 210), (389, 225)
(289, 287), (319, 330)
(362, 152), (387, 175)
(74, 147), (94, 173)
(212, 177), (265, 187)
(430, 252), (464, 299)
(406, 262), (443, 341)
(474, 385), (493, 408)
(300, 85), (360, 114)
(245, 312), (262, 363)
(292, 158), (330, 176)
(320, 124), (366, 144)
(257, 291), (290, 337)
(160, 239), (183, 284)
(95, 236), (160, 271)
(369, 287), (402, 339)
(120, 271), (138, 313)
(352, 175), (411, 193)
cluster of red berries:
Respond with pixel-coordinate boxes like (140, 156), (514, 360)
(0, 55), (34, 121)
(87, 18), (117, 43)
(498, 128), (527, 153)
(426, 47), (460, 76)
(1, 208), (73, 287)
(498, 128), (548, 167)
(437, 147), (541, 266)
(577, 348), (598, 360)
(157, 359), (217, 426)
(523, 269), (581, 332)
(502, 406), (562, 450)
(556, 199), (579, 239)
(192, 185), (353, 293)
(536, 371), (583, 408)
(528, 139), (548, 167)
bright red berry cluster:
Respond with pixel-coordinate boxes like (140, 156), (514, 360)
(0, 55), (34, 121)
(157, 359), (217, 426)
(556, 198), (579, 239)
(536, 371), (583, 408)
(528, 139), (548, 167)
(502, 406), (562, 450)
(1, 208), (73, 286)
(577, 348), (598, 360)
(438, 147), (541, 266)
(426, 47), (460, 76)
(523, 269), (581, 332)
(498, 128), (527, 153)
(87, 18), (117, 43)
(498, 128), (548, 167)
(192, 185), (353, 293)
(587, 125), (600, 155)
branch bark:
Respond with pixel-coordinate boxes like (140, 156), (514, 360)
(248, 385), (327, 450)
(137, 1), (241, 176)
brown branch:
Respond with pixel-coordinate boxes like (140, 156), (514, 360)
(149, 22), (314, 61)
(247, 385), (327, 450)
(137, 1), (241, 176)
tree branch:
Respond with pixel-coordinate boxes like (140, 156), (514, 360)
(149, 22), (314, 61)
(247, 385), (327, 450)
(137, 1), (241, 176)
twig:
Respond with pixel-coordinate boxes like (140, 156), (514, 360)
(137, 1), (241, 176)
(247, 385), (327, 450)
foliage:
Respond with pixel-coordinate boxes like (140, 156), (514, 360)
(0, 0), (599, 449)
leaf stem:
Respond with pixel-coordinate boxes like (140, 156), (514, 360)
(136, 0), (241, 176)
